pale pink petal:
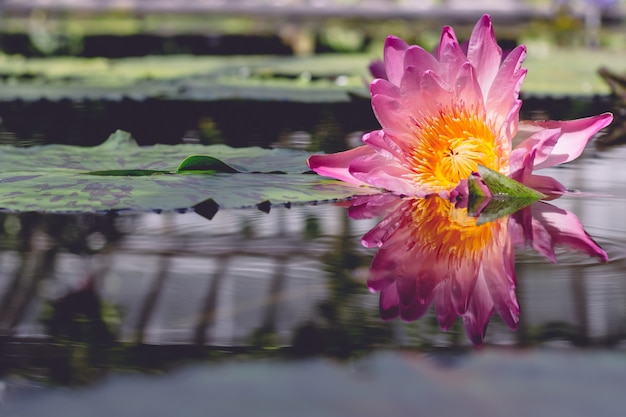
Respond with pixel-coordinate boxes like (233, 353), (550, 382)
(307, 146), (374, 186)
(467, 14), (503, 96)
(510, 127), (561, 173)
(510, 148), (568, 196)
(371, 94), (412, 132)
(437, 26), (467, 86)
(400, 66), (444, 116)
(362, 129), (415, 159)
(420, 69), (454, 108)
(524, 113), (613, 170)
(454, 61), (485, 110)
(369, 78), (400, 98)
(362, 207), (410, 249)
(403, 45), (439, 75)
(349, 153), (420, 195)
(487, 44), (526, 106)
(383, 36), (409, 86)
(486, 45), (526, 133)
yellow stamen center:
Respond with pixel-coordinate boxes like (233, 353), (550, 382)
(409, 105), (507, 192)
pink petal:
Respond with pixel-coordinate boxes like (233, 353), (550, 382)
(371, 94), (412, 133)
(383, 36), (409, 86)
(454, 61), (485, 110)
(349, 153), (420, 195)
(307, 146), (375, 186)
(466, 14), (502, 96)
(370, 78), (400, 98)
(437, 26), (467, 86)
(486, 45), (526, 134)
(523, 113), (613, 170)
(510, 127), (561, 173)
(369, 59), (387, 80)
(362, 129), (412, 159)
(420, 69), (453, 108)
(403, 45), (439, 76)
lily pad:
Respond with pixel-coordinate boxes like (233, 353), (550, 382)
(0, 130), (382, 213)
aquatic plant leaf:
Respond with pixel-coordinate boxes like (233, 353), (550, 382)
(468, 165), (545, 224)
(0, 130), (382, 213)
(176, 155), (239, 174)
(477, 165), (545, 200)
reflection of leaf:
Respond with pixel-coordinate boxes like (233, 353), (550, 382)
(468, 165), (545, 225)
(0, 130), (382, 213)
(473, 198), (538, 225)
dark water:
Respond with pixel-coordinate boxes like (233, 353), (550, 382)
(1, 101), (626, 415)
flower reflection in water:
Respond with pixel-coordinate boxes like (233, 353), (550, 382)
(349, 194), (607, 345)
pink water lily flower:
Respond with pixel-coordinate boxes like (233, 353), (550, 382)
(308, 15), (613, 197)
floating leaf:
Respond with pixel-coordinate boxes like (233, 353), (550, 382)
(176, 155), (238, 174)
(476, 165), (545, 200)
(0, 130), (382, 213)
(467, 165), (546, 225)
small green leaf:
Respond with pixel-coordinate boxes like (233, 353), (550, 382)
(176, 155), (238, 174)
(477, 165), (546, 200)
(467, 165), (546, 225)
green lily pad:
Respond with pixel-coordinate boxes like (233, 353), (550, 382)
(0, 130), (382, 213)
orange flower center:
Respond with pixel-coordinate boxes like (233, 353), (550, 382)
(409, 105), (508, 193)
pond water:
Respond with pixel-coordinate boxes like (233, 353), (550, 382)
(1, 98), (626, 416)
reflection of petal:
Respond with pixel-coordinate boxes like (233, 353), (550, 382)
(512, 201), (608, 263)
(463, 272), (495, 345)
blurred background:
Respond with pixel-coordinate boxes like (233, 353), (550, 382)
(1, 1), (626, 416)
